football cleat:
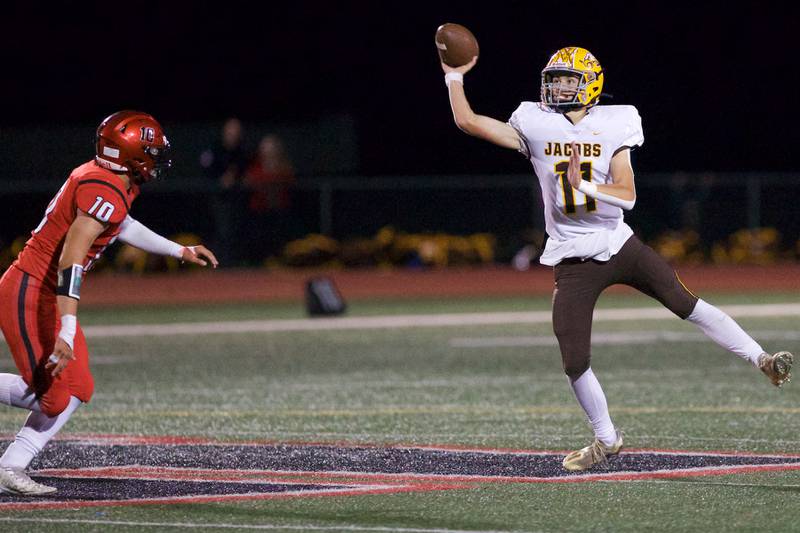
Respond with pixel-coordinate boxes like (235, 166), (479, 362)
(758, 351), (793, 387)
(562, 430), (623, 472)
(0, 467), (57, 495)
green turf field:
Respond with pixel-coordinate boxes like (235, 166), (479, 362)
(1, 291), (799, 532)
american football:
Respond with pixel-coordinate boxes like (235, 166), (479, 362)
(435, 23), (479, 67)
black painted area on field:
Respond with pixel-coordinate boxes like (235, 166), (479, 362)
(28, 442), (800, 479)
(0, 477), (343, 503)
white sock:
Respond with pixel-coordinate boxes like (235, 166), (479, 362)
(569, 368), (617, 445)
(0, 396), (81, 470)
(686, 299), (764, 366)
(0, 373), (41, 411)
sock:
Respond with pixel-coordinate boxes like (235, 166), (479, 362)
(686, 299), (764, 366)
(0, 396), (81, 470)
(0, 373), (41, 411)
(569, 367), (617, 446)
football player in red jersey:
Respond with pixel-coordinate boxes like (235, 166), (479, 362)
(0, 111), (218, 495)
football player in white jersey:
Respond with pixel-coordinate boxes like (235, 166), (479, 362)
(441, 46), (793, 471)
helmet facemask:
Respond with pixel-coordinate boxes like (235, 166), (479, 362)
(142, 137), (173, 182)
(120, 137), (172, 185)
(541, 68), (599, 111)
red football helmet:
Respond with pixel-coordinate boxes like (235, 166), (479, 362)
(95, 110), (172, 184)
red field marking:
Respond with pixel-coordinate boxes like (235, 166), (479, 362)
(537, 463), (800, 484)
(52, 433), (223, 446)
(624, 448), (800, 459)
(3, 463), (468, 511)
(53, 432), (563, 454)
(0, 482), (463, 512)
(35, 466), (449, 486)
(30, 461), (800, 489)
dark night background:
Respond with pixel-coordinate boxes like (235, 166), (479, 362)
(0, 1), (797, 255)
(1, 1), (795, 175)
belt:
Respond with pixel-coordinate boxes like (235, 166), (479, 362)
(558, 257), (609, 266)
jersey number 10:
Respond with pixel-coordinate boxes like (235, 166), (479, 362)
(87, 196), (116, 222)
(555, 161), (596, 214)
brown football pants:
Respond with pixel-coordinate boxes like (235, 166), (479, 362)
(552, 235), (698, 379)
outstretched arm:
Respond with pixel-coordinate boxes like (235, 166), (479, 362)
(442, 58), (523, 151)
(118, 216), (219, 267)
(567, 142), (637, 210)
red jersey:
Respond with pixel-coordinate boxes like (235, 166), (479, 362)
(14, 161), (140, 288)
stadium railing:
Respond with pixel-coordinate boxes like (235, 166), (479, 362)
(1, 173), (798, 247)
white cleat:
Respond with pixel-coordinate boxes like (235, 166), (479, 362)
(0, 467), (57, 495)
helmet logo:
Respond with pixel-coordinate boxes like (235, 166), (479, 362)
(582, 53), (599, 70)
(553, 47), (577, 66)
(140, 127), (155, 142)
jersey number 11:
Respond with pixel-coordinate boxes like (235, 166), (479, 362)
(555, 161), (596, 214)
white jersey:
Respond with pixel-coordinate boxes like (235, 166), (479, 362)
(508, 102), (644, 266)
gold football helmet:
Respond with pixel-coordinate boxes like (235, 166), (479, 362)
(541, 47), (604, 111)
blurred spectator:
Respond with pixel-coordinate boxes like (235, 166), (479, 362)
(200, 118), (250, 266)
(244, 135), (296, 264)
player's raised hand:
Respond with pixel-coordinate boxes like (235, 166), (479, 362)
(567, 142), (583, 189)
(46, 338), (75, 378)
(441, 56), (478, 75)
(181, 245), (219, 268)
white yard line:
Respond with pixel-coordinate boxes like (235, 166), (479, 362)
(0, 517), (540, 533)
(82, 303), (800, 338)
